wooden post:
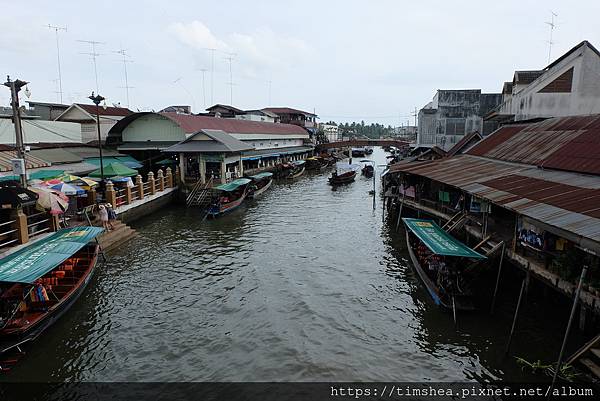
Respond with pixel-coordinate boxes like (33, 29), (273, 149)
(147, 171), (156, 195)
(395, 191), (406, 232)
(490, 242), (506, 315)
(88, 188), (97, 206)
(135, 174), (144, 200)
(157, 169), (165, 192)
(505, 278), (526, 355)
(166, 167), (173, 188)
(175, 165), (181, 186)
(12, 209), (28, 245)
(105, 181), (117, 207)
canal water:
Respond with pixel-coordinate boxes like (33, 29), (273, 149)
(4, 148), (577, 382)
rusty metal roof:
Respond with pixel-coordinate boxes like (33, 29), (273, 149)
(389, 155), (600, 244)
(0, 151), (51, 172)
(467, 114), (600, 175)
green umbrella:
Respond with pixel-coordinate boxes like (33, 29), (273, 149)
(89, 162), (138, 178)
(156, 158), (177, 166)
(29, 170), (65, 180)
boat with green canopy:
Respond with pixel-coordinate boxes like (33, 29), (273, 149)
(0, 226), (103, 367)
(247, 172), (273, 198)
(207, 178), (252, 217)
(402, 218), (486, 312)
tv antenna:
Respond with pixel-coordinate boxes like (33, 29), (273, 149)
(224, 52), (236, 105)
(198, 68), (208, 108)
(545, 11), (558, 64)
(203, 48), (217, 105)
(173, 77), (196, 112)
(78, 39), (105, 93)
(47, 24), (67, 103)
(113, 48), (134, 108)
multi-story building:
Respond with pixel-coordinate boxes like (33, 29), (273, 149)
(319, 123), (340, 142)
(262, 107), (317, 134)
(417, 89), (501, 151)
(54, 103), (133, 143)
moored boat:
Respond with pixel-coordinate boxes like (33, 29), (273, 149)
(0, 226), (104, 369)
(329, 162), (360, 185)
(287, 160), (306, 179)
(351, 147), (366, 157)
(402, 218), (486, 312)
(361, 164), (374, 178)
(247, 172), (273, 198)
(207, 178), (252, 217)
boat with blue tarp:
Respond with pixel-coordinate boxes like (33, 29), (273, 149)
(0, 226), (103, 369)
(207, 178), (252, 217)
(248, 172), (274, 198)
(402, 218), (486, 312)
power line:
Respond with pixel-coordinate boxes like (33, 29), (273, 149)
(113, 48), (134, 108)
(47, 24), (67, 103)
(78, 39), (105, 93)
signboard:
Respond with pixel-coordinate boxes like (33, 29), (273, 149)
(11, 158), (25, 176)
(470, 197), (491, 213)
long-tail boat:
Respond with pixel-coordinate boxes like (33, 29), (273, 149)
(287, 160), (306, 179)
(361, 164), (374, 178)
(402, 218), (486, 313)
(247, 172), (273, 198)
(0, 226), (104, 370)
(329, 162), (360, 185)
(207, 178), (252, 217)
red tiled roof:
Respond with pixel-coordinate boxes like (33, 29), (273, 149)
(262, 107), (316, 117)
(76, 104), (133, 117)
(161, 113), (308, 135)
(467, 115), (600, 175)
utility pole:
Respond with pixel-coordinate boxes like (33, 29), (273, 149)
(89, 92), (106, 183)
(198, 68), (208, 108)
(47, 24), (67, 103)
(224, 53), (236, 105)
(4, 76), (29, 186)
(113, 48), (134, 108)
(545, 11), (558, 64)
(268, 79), (272, 106)
(79, 39), (105, 93)
(412, 107), (418, 128)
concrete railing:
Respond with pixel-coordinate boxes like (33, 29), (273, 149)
(104, 167), (176, 208)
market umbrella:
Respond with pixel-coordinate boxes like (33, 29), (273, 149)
(29, 187), (69, 215)
(156, 158), (177, 166)
(50, 182), (85, 196)
(29, 170), (65, 180)
(46, 178), (64, 185)
(88, 162), (137, 178)
(61, 174), (98, 189)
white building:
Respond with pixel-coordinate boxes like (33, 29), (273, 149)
(0, 118), (82, 144)
(319, 123), (340, 142)
(492, 41), (600, 121)
(55, 103), (133, 143)
(235, 110), (279, 123)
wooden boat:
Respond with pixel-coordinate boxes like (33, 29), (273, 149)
(207, 178), (252, 217)
(351, 147), (366, 157)
(329, 162), (360, 185)
(305, 157), (324, 171)
(361, 164), (374, 178)
(402, 218), (486, 312)
(247, 172), (273, 198)
(287, 160), (306, 179)
(0, 226), (104, 369)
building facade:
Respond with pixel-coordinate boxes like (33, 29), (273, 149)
(55, 104), (133, 143)
(417, 90), (501, 150)
(319, 123), (340, 142)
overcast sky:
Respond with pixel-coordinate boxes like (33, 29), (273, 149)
(2, 0), (599, 125)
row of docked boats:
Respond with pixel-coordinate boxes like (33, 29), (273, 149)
(206, 171), (275, 217)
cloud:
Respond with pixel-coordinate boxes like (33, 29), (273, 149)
(167, 21), (312, 76)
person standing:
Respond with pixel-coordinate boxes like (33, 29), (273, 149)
(98, 204), (110, 231)
(106, 203), (116, 230)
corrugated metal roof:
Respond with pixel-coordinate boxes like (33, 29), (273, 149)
(164, 129), (254, 153)
(389, 155), (600, 244)
(262, 107), (316, 117)
(467, 114), (600, 175)
(29, 148), (83, 164)
(0, 151), (51, 172)
(75, 104), (133, 117)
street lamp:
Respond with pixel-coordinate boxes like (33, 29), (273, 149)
(361, 159), (376, 210)
(88, 91), (105, 183)
(3, 76), (29, 187)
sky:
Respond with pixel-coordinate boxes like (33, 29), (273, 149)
(2, 0), (600, 125)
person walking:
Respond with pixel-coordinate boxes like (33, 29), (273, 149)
(98, 204), (110, 231)
(106, 203), (116, 230)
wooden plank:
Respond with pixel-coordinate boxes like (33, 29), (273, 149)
(580, 358), (600, 379)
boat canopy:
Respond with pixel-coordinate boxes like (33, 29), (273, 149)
(249, 172), (273, 180)
(403, 218), (486, 259)
(215, 178), (251, 192)
(0, 226), (104, 284)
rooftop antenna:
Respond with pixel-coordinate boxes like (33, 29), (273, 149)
(50, 78), (61, 103)
(173, 77), (196, 112)
(47, 24), (67, 103)
(224, 52), (236, 105)
(198, 68), (208, 108)
(545, 11), (558, 64)
(78, 39), (105, 93)
(268, 79), (272, 106)
(203, 48), (216, 105)
(113, 48), (134, 108)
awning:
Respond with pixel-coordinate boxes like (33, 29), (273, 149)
(29, 170), (65, 180)
(0, 184), (38, 208)
(0, 226), (104, 284)
(215, 178), (251, 192)
(403, 218), (486, 259)
(249, 172), (273, 180)
(85, 156), (143, 169)
(88, 162), (138, 178)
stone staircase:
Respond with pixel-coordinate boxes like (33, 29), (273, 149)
(98, 220), (137, 252)
(186, 178), (214, 208)
(567, 333), (600, 380)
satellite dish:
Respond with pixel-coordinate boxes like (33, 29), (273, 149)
(24, 86), (31, 98)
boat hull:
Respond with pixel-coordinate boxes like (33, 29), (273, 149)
(207, 190), (249, 217)
(287, 166), (305, 179)
(248, 178), (273, 198)
(328, 171), (356, 185)
(0, 245), (100, 355)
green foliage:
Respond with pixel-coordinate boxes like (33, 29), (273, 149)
(515, 357), (579, 381)
(335, 121), (396, 139)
